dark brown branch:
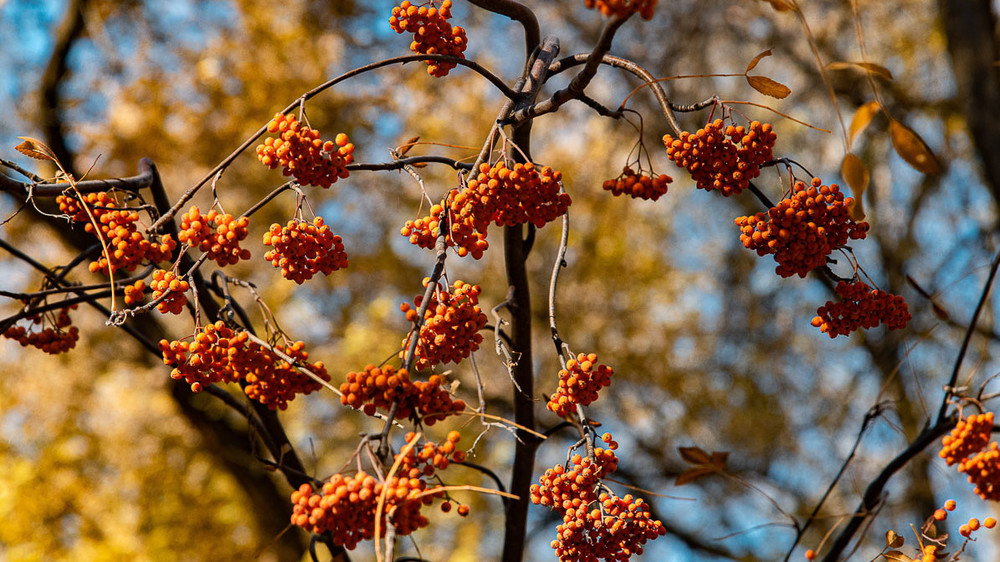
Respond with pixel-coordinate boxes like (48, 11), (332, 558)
(0, 158), (154, 198)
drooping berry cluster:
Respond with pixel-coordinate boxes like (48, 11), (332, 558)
(256, 113), (355, 188)
(531, 435), (666, 562)
(960, 442), (1000, 501)
(159, 321), (329, 408)
(398, 430), (467, 476)
(399, 279), (487, 370)
(389, 1), (468, 77)
(123, 280), (146, 306)
(178, 206), (252, 267)
(401, 161), (570, 259)
(262, 217), (348, 283)
(56, 191), (176, 274)
(584, 0), (657, 20)
(940, 412), (994, 466)
(663, 119), (776, 197)
(810, 280), (910, 337)
(340, 365), (466, 425)
(547, 353), (614, 418)
(602, 166), (672, 201)
(150, 269), (189, 315)
(2, 304), (79, 354)
(736, 178), (869, 278)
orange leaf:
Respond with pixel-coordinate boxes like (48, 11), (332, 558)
(841, 153), (869, 222)
(711, 451), (729, 470)
(747, 75), (791, 99)
(889, 119), (941, 175)
(397, 136), (420, 156)
(675, 467), (717, 486)
(826, 61), (893, 80)
(848, 101), (880, 146)
(745, 49), (773, 74)
(15, 137), (56, 162)
(678, 446), (712, 465)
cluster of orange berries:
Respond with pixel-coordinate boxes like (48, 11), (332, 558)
(735, 178), (869, 278)
(159, 321), (329, 408)
(150, 269), (190, 315)
(290, 468), (442, 549)
(389, 1), (468, 77)
(932, 499), (997, 539)
(57, 191), (176, 275)
(584, 0), (657, 20)
(532, 435), (665, 562)
(178, 206), (251, 267)
(810, 280), (911, 337)
(400, 280), (487, 370)
(398, 430), (467, 475)
(602, 166), (671, 201)
(122, 280), (146, 306)
(2, 304), (79, 354)
(262, 217), (348, 284)
(401, 161), (570, 259)
(340, 364), (466, 425)
(256, 113), (355, 188)
(547, 353), (614, 418)
(937, 412), (1000, 501)
(663, 119), (775, 197)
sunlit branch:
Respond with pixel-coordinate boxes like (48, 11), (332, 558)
(0, 157), (154, 197)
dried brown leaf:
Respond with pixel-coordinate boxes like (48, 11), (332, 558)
(678, 446), (712, 465)
(841, 153), (869, 222)
(675, 467), (716, 486)
(881, 550), (908, 562)
(826, 61), (893, 80)
(889, 119), (941, 175)
(747, 75), (791, 99)
(711, 451), (729, 470)
(397, 136), (420, 156)
(885, 530), (904, 549)
(15, 137), (56, 162)
(848, 101), (880, 146)
(746, 49), (773, 73)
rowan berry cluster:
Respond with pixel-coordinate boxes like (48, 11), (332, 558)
(398, 430), (467, 476)
(159, 321), (329, 408)
(959, 442), (1000, 501)
(940, 412), (994, 466)
(584, 0), (657, 20)
(340, 365), (466, 425)
(56, 191), (176, 274)
(290, 469), (442, 549)
(256, 113), (355, 188)
(547, 353), (614, 418)
(2, 304), (79, 355)
(663, 119), (776, 197)
(262, 217), (348, 284)
(531, 435), (665, 562)
(401, 161), (570, 259)
(178, 206), (251, 267)
(602, 166), (671, 201)
(389, 1), (468, 77)
(735, 178), (869, 278)
(122, 280), (146, 306)
(150, 269), (189, 315)
(399, 279), (487, 370)
(810, 280), (911, 337)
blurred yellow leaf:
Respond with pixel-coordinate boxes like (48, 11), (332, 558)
(848, 101), (880, 146)
(15, 137), (56, 162)
(746, 49), (773, 73)
(841, 153), (869, 222)
(747, 75), (791, 99)
(889, 119), (941, 174)
(826, 61), (893, 80)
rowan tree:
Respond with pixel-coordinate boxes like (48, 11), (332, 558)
(2, 1), (1000, 561)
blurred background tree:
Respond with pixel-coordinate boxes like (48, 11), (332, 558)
(1, 0), (999, 560)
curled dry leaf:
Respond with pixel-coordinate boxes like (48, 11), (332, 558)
(841, 153), (869, 222)
(826, 61), (893, 80)
(15, 137), (57, 162)
(889, 119), (941, 175)
(885, 529), (904, 549)
(747, 75), (791, 99)
(678, 446), (712, 465)
(848, 101), (880, 147)
(397, 136), (420, 156)
(746, 49), (773, 73)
